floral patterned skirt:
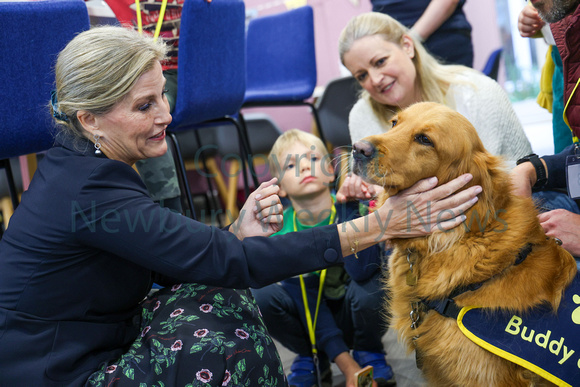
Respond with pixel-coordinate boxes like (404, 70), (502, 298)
(86, 284), (287, 386)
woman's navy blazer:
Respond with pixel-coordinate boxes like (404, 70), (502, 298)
(0, 134), (344, 386)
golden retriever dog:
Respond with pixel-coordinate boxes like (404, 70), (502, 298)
(351, 102), (577, 386)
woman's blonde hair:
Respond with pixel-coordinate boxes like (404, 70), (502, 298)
(339, 12), (468, 126)
(51, 26), (167, 140)
(268, 129), (330, 178)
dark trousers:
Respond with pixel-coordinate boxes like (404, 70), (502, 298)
(252, 270), (388, 359)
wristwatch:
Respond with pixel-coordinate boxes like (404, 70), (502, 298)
(516, 153), (547, 189)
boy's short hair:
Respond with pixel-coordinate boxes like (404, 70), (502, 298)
(268, 129), (330, 178)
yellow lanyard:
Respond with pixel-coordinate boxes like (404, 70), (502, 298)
(563, 77), (580, 143)
(294, 200), (336, 355)
(135, 0), (168, 39)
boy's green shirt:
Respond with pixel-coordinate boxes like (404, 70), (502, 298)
(271, 195), (348, 299)
(272, 206), (332, 236)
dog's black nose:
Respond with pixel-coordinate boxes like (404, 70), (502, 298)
(352, 141), (375, 160)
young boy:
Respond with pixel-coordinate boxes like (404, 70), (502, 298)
(252, 130), (395, 387)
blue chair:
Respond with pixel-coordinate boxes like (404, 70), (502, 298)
(242, 6), (327, 144)
(166, 0), (249, 217)
(482, 48), (503, 81)
(0, 0), (90, 223)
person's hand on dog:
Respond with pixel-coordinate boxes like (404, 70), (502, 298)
(336, 173), (383, 203)
(539, 209), (580, 256)
(230, 178), (283, 240)
(518, 4), (545, 38)
(377, 173), (482, 238)
(510, 159), (543, 198)
(336, 174), (481, 258)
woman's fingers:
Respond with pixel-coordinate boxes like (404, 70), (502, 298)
(433, 213), (468, 232)
(255, 201), (283, 223)
(252, 178), (279, 207)
(243, 178), (283, 223)
(397, 174), (475, 206)
(427, 179), (482, 231)
(398, 176), (440, 196)
(422, 173), (473, 200)
(430, 185), (482, 220)
(387, 174), (481, 235)
(252, 178), (279, 200)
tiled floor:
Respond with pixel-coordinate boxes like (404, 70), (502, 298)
(275, 98), (555, 387)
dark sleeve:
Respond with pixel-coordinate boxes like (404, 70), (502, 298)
(72, 163), (344, 289)
(542, 144), (575, 190)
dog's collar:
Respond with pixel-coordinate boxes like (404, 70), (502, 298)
(415, 243), (534, 321)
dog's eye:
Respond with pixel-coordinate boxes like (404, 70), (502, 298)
(391, 119), (397, 128)
(414, 134), (434, 147)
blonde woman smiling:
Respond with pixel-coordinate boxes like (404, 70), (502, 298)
(337, 12), (532, 201)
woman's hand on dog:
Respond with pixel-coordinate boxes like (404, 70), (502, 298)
(539, 209), (580, 256)
(377, 173), (482, 238)
(336, 174), (383, 203)
(336, 174), (481, 258)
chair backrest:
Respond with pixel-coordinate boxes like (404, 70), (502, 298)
(244, 6), (317, 103)
(217, 113), (282, 193)
(482, 48), (503, 81)
(169, 0), (246, 130)
(216, 113), (283, 157)
(0, 0), (90, 159)
(174, 127), (219, 160)
(316, 76), (361, 148)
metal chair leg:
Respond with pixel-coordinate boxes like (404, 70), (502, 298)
(0, 158), (19, 211)
(227, 115), (260, 195)
(166, 132), (196, 220)
(193, 130), (224, 227)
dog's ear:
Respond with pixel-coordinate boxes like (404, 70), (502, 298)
(464, 150), (514, 234)
(468, 151), (498, 213)
(437, 149), (500, 217)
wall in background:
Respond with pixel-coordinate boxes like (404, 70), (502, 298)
(243, 0), (505, 132)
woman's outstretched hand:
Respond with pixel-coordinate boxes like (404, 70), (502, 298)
(376, 173), (482, 239)
(338, 174), (481, 258)
(230, 178), (284, 240)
